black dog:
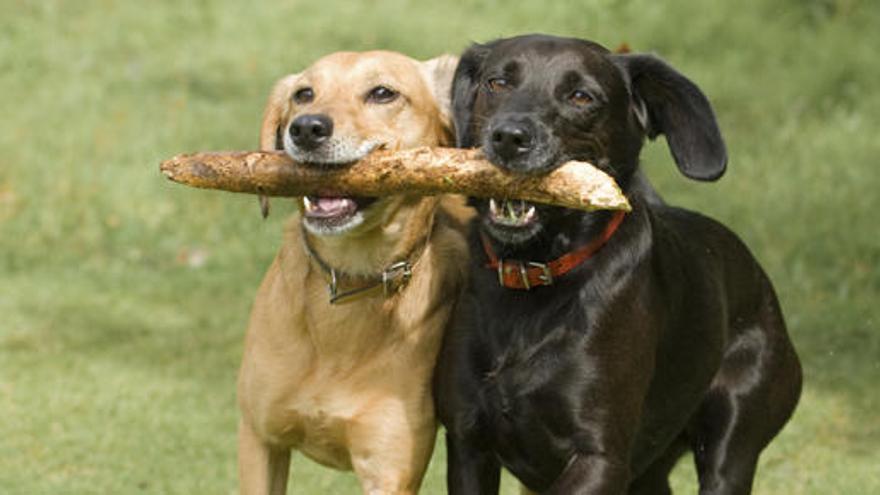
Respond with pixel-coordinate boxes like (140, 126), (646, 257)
(435, 34), (802, 495)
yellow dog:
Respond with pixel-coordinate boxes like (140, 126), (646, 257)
(237, 51), (470, 494)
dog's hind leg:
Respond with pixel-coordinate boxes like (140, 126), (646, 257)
(686, 295), (802, 495)
(238, 419), (292, 495)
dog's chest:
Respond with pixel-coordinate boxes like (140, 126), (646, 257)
(259, 369), (365, 469)
(252, 306), (439, 470)
(475, 329), (589, 487)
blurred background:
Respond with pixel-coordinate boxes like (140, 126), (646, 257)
(1, 0), (877, 493)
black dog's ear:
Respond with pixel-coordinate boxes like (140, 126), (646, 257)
(451, 42), (495, 148)
(613, 54), (727, 181)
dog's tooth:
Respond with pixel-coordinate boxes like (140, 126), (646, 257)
(490, 198), (499, 216)
(303, 196), (314, 212)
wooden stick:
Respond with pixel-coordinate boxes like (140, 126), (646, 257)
(159, 147), (630, 212)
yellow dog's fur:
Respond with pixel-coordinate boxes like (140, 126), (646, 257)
(237, 51), (470, 494)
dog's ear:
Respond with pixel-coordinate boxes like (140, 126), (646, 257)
(613, 54), (727, 181)
(451, 42), (494, 148)
(256, 73), (300, 218)
(260, 73), (300, 151)
(420, 54), (458, 139)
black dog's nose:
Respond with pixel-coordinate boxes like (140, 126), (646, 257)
(289, 114), (333, 150)
(491, 123), (533, 161)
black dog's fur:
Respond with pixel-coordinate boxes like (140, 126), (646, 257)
(435, 35), (802, 494)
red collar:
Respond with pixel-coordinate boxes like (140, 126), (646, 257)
(481, 210), (627, 290)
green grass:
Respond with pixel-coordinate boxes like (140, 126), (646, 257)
(1, 0), (878, 493)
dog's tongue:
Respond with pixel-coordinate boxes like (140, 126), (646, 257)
(304, 196), (358, 218)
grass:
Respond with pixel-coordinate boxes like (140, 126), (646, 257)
(1, 0), (878, 493)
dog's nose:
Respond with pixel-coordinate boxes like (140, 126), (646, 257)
(491, 123), (533, 162)
(289, 114), (333, 150)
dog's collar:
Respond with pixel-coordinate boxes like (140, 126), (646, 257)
(481, 210), (627, 290)
(300, 216), (434, 305)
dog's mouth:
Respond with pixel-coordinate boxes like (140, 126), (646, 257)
(302, 195), (378, 235)
(293, 140), (385, 235)
(488, 199), (538, 227)
(483, 198), (543, 245)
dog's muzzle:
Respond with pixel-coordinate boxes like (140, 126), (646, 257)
(289, 114), (333, 151)
(483, 116), (558, 175)
(490, 121), (534, 163)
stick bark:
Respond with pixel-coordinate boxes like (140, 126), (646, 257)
(159, 147), (630, 212)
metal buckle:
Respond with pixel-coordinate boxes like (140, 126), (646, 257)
(518, 262), (531, 290)
(382, 261), (412, 296)
(497, 260), (539, 290)
(327, 268), (339, 301)
(528, 261), (553, 286)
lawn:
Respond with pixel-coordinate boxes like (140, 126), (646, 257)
(1, 0), (878, 493)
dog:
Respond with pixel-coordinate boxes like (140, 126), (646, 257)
(237, 50), (470, 495)
(434, 34), (802, 494)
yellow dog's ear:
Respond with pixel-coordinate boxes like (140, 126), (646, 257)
(260, 73), (300, 150)
(420, 55), (458, 141)
(256, 73), (301, 218)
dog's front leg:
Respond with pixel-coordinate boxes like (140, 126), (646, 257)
(238, 419), (291, 495)
(542, 453), (629, 495)
(446, 430), (501, 495)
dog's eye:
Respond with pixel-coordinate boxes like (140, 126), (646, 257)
(366, 86), (399, 104)
(293, 87), (314, 104)
(486, 77), (511, 93)
(569, 90), (593, 106)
